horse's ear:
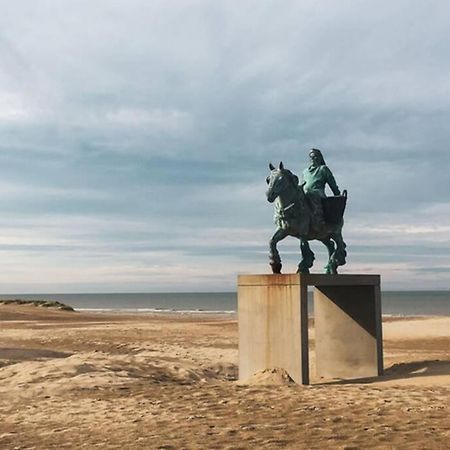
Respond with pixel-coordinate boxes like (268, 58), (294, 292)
(279, 161), (284, 170)
(269, 163), (275, 170)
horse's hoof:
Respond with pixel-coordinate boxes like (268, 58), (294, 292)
(270, 263), (282, 274)
(324, 266), (337, 275)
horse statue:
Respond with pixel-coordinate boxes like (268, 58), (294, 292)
(266, 161), (347, 274)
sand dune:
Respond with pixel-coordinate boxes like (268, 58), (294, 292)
(237, 368), (296, 386)
(0, 303), (449, 449)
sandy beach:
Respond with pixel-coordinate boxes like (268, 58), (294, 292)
(0, 304), (449, 449)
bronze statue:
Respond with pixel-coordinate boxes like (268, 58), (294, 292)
(266, 149), (347, 274)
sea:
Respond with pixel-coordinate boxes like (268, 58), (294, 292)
(0, 291), (449, 316)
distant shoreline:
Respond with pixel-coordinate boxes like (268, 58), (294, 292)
(1, 291), (449, 316)
(74, 307), (450, 317)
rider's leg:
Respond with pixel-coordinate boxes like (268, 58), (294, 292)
(308, 194), (326, 230)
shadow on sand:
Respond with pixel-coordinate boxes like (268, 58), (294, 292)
(0, 347), (72, 368)
(316, 359), (450, 385)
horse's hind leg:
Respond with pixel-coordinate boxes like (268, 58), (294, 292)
(321, 238), (336, 274)
(269, 228), (288, 273)
(297, 238), (315, 274)
(330, 231), (347, 274)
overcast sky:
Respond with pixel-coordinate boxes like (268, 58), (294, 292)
(0, 0), (449, 292)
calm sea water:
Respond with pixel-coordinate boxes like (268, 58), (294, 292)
(0, 291), (449, 316)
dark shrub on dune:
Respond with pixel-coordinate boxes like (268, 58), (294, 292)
(0, 299), (74, 311)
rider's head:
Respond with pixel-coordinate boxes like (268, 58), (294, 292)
(309, 148), (326, 167)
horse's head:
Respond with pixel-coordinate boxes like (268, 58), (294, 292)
(266, 162), (299, 203)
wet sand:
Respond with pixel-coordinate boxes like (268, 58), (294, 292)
(0, 304), (449, 449)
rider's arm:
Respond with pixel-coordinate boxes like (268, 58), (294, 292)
(324, 166), (340, 196)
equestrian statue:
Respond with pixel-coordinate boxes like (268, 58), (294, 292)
(266, 148), (347, 274)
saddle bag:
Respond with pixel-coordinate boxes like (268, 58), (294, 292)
(322, 190), (347, 224)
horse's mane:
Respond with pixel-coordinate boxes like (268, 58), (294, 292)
(283, 169), (299, 187)
(273, 169), (306, 228)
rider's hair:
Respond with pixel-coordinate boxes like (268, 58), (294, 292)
(309, 148), (326, 166)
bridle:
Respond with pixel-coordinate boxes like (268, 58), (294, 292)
(272, 170), (302, 217)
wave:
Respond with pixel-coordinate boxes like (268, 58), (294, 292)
(75, 308), (236, 314)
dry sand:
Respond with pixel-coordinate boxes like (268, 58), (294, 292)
(0, 304), (449, 449)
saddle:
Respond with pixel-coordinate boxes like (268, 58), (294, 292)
(322, 190), (347, 224)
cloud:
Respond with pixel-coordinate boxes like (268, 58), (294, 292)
(0, 1), (449, 291)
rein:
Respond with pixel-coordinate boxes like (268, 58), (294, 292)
(282, 202), (296, 212)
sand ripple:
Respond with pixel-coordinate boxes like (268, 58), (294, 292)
(0, 305), (448, 449)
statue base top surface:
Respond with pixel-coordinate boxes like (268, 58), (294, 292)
(239, 273), (380, 287)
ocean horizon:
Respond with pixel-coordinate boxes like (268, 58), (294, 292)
(1, 290), (449, 316)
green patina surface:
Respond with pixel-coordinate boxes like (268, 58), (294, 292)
(266, 149), (347, 275)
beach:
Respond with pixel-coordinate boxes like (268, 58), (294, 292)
(0, 304), (449, 449)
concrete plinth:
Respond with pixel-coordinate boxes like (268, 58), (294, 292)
(238, 274), (383, 384)
(238, 274), (308, 384)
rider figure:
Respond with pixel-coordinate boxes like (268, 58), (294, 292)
(302, 148), (340, 229)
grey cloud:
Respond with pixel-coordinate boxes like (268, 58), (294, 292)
(0, 1), (449, 290)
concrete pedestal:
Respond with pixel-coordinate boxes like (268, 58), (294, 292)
(238, 274), (383, 384)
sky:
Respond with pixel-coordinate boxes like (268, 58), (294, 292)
(0, 0), (450, 292)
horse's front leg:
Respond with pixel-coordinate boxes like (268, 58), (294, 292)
(269, 228), (288, 274)
(297, 238), (315, 274)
